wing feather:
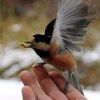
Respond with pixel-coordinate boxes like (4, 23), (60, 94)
(51, 0), (95, 51)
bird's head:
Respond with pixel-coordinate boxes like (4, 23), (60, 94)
(20, 34), (51, 58)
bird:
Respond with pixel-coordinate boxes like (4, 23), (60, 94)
(21, 0), (95, 95)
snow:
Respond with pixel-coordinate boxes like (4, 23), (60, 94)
(0, 79), (23, 100)
(81, 43), (100, 64)
(0, 45), (43, 68)
(84, 90), (100, 100)
(0, 79), (100, 100)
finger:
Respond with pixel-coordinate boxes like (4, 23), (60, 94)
(33, 65), (68, 100)
(50, 72), (87, 100)
(20, 71), (34, 85)
(22, 86), (36, 100)
(20, 71), (52, 100)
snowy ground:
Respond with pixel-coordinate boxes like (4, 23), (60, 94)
(0, 79), (100, 100)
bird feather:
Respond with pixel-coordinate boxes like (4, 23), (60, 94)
(51, 0), (95, 51)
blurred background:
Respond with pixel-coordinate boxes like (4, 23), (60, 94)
(0, 0), (100, 99)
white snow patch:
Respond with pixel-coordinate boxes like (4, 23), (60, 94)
(74, 43), (100, 65)
(84, 90), (100, 100)
(0, 46), (43, 68)
(0, 79), (23, 100)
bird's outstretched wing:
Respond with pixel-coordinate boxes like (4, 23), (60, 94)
(51, 0), (95, 51)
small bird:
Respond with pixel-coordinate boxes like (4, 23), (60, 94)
(21, 0), (95, 94)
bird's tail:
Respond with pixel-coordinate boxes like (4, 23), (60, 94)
(64, 70), (84, 95)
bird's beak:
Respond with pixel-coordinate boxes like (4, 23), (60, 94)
(20, 41), (32, 48)
(20, 37), (35, 49)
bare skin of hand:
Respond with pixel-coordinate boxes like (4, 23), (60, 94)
(20, 65), (87, 100)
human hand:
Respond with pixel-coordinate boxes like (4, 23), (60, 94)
(20, 65), (87, 100)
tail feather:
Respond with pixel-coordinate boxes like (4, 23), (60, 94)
(64, 70), (84, 95)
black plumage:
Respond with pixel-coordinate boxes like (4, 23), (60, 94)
(33, 19), (55, 44)
(44, 19), (55, 36)
(33, 34), (51, 44)
(31, 19), (56, 58)
(34, 48), (49, 58)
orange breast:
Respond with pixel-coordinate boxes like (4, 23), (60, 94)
(48, 52), (76, 71)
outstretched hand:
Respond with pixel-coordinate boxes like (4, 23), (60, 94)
(20, 65), (87, 100)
